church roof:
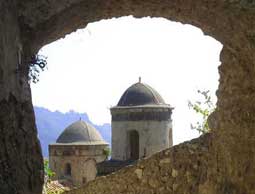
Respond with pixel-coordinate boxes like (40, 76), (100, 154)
(56, 120), (108, 145)
(116, 82), (167, 107)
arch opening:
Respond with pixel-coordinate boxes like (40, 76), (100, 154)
(32, 16), (222, 158)
(64, 163), (72, 177)
(128, 130), (140, 160)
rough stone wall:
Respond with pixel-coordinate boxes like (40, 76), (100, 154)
(65, 134), (212, 194)
(18, 0), (255, 52)
(209, 46), (255, 193)
(1, 0), (255, 193)
(49, 145), (107, 186)
(51, 156), (97, 186)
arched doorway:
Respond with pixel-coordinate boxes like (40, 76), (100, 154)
(64, 163), (72, 176)
(128, 130), (139, 160)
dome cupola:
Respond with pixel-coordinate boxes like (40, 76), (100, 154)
(56, 120), (107, 145)
(110, 79), (173, 161)
(117, 80), (166, 107)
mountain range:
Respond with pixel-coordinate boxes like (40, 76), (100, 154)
(34, 106), (111, 157)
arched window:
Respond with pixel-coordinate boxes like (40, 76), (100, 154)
(64, 163), (71, 176)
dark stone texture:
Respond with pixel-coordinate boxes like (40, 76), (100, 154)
(0, 94), (43, 194)
(97, 160), (136, 176)
(0, 1), (43, 194)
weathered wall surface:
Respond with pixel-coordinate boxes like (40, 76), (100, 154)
(0, 0), (255, 193)
(49, 145), (107, 186)
(66, 134), (212, 194)
(112, 120), (172, 160)
(210, 46), (255, 193)
(18, 0), (255, 53)
(0, 1), (43, 194)
(111, 107), (172, 160)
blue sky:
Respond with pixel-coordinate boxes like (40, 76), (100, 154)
(31, 16), (222, 145)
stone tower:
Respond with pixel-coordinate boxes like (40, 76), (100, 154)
(111, 80), (173, 161)
(49, 120), (109, 186)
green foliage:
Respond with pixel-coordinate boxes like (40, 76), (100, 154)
(28, 54), (47, 83)
(43, 160), (66, 194)
(188, 90), (216, 134)
(103, 147), (111, 159)
(44, 159), (55, 180)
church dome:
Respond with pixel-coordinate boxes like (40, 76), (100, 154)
(117, 82), (166, 106)
(56, 120), (108, 145)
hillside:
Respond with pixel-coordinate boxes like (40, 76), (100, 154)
(34, 106), (111, 157)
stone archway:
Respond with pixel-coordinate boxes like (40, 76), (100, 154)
(1, 1), (255, 194)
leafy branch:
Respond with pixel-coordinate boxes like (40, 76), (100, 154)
(44, 159), (55, 180)
(188, 90), (216, 134)
(103, 147), (111, 160)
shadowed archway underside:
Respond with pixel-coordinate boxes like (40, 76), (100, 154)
(1, 0), (255, 193)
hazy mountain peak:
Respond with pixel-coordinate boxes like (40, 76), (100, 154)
(34, 106), (111, 157)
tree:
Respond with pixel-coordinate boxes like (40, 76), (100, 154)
(188, 90), (216, 134)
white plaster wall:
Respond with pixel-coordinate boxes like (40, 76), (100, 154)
(111, 120), (172, 161)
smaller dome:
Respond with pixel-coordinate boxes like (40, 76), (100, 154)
(117, 82), (166, 106)
(56, 120), (107, 145)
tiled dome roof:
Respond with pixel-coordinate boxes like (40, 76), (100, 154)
(117, 82), (166, 106)
(56, 120), (107, 145)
